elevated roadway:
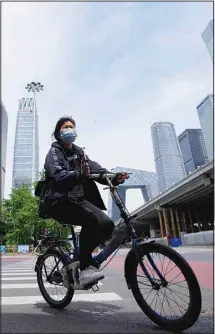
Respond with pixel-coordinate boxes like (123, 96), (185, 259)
(116, 161), (214, 238)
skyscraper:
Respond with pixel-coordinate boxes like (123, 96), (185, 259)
(1, 101), (8, 199)
(178, 129), (208, 175)
(151, 122), (186, 193)
(12, 97), (39, 189)
(201, 19), (213, 61)
(196, 94), (214, 161)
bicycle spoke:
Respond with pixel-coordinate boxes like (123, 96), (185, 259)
(167, 287), (189, 303)
(168, 271), (183, 284)
(169, 282), (189, 289)
(159, 289), (179, 319)
(165, 264), (177, 277)
(137, 280), (152, 287)
(164, 258), (171, 276)
(168, 288), (187, 314)
(149, 291), (157, 308)
(41, 255), (67, 302)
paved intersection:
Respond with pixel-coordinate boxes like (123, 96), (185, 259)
(1, 248), (214, 333)
(1, 259), (121, 306)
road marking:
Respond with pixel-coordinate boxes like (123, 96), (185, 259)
(2, 277), (36, 281)
(2, 283), (39, 289)
(1, 292), (122, 305)
(1, 273), (36, 276)
(1, 278), (103, 286)
(2, 269), (35, 272)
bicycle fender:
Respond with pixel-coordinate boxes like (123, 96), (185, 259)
(34, 255), (43, 272)
(34, 247), (62, 272)
(124, 240), (155, 289)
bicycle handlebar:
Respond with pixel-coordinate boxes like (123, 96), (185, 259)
(88, 172), (132, 180)
(88, 173), (115, 179)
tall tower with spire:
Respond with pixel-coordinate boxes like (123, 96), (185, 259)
(12, 82), (43, 189)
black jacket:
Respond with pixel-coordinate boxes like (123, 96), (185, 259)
(43, 141), (109, 210)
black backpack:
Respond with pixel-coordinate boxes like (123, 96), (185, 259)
(35, 176), (52, 219)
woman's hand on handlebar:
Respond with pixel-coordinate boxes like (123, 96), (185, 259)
(80, 162), (91, 178)
(87, 171), (130, 183)
(113, 172), (129, 185)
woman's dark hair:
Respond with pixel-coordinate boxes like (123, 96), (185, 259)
(53, 116), (76, 141)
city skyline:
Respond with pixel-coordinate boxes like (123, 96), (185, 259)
(2, 2), (213, 212)
(151, 122), (186, 193)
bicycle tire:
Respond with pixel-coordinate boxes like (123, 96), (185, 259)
(127, 242), (202, 332)
(36, 248), (74, 309)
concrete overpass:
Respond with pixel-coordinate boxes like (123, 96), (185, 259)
(116, 161), (214, 238)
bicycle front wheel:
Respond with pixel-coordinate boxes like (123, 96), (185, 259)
(127, 242), (202, 332)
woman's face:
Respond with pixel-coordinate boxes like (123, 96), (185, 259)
(60, 120), (75, 132)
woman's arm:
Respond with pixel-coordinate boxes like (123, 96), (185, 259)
(44, 147), (82, 188)
(87, 158), (113, 185)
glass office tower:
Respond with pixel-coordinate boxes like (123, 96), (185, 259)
(201, 19), (213, 62)
(196, 94), (214, 161)
(151, 122), (186, 193)
(12, 97), (39, 189)
(178, 129), (208, 175)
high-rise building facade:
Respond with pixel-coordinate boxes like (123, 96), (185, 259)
(1, 101), (8, 198)
(178, 129), (208, 175)
(151, 122), (186, 193)
(196, 94), (214, 161)
(12, 98), (39, 189)
(201, 19), (213, 61)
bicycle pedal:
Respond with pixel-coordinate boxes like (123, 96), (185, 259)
(92, 284), (99, 292)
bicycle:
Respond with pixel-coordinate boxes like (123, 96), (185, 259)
(34, 172), (202, 332)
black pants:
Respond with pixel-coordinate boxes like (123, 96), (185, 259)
(51, 200), (115, 270)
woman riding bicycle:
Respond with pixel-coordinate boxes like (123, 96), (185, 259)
(40, 116), (128, 287)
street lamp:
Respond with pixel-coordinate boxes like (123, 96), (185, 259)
(25, 81), (44, 94)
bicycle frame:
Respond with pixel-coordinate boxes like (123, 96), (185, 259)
(35, 173), (166, 288)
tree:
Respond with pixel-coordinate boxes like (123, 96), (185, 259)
(1, 185), (66, 245)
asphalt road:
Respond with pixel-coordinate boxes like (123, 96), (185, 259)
(1, 247), (213, 333)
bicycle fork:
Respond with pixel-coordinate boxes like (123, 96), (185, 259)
(133, 243), (168, 289)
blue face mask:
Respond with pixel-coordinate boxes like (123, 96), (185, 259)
(60, 128), (77, 144)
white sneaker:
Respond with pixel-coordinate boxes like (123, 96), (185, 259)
(79, 266), (104, 286)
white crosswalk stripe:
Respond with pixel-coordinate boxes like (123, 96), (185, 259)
(1, 261), (122, 306)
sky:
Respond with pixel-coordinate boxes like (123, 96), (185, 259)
(2, 2), (213, 212)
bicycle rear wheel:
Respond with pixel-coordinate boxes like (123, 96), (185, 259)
(37, 248), (74, 309)
(127, 242), (202, 332)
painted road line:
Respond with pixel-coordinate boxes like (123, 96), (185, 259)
(2, 283), (40, 289)
(2, 269), (35, 271)
(2, 281), (103, 288)
(1, 277), (104, 285)
(2, 277), (36, 281)
(1, 273), (36, 276)
(2, 292), (122, 305)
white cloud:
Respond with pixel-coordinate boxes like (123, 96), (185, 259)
(2, 2), (213, 214)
